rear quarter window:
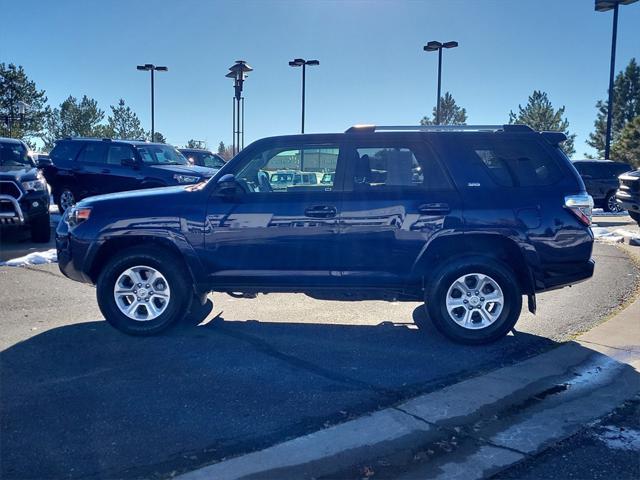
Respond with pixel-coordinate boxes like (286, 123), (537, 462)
(465, 136), (563, 187)
(50, 141), (83, 163)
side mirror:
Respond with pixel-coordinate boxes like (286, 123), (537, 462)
(121, 158), (138, 168)
(216, 173), (241, 197)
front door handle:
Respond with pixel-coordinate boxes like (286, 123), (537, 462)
(418, 202), (450, 215)
(305, 205), (337, 218)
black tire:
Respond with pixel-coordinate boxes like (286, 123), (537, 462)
(30, 214), (51, 243)
(55, 186), (77, 213)
(425, 257), (523, 345)
(604, 192), (622, 213)
(96, 246), (193, 335)
(629, 210), (640, 226)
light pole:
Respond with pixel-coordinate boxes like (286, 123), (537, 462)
(226, 60), (253, 155)
(423, 41), (458, 125)
(288, 58), (319, 133)
(3, 101), (28, 138)
(595, 0), (638, 159)
(136, 64), (168, 140)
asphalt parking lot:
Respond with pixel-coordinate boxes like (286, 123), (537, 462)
(0, 231), (638, 479)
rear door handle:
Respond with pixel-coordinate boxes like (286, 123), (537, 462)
(418, 203), (450, 215)
(305, 205), (337, 218)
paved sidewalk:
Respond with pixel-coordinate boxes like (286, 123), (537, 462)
(179, 288), (640, 480)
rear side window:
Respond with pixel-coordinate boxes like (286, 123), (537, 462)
(349, 143), (452, 191)
(77, 142), (108, 164)
(50, 141), (83, 163)
(467, 136), (563, 187)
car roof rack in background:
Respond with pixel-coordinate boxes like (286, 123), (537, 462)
(344, 124), (534, 133)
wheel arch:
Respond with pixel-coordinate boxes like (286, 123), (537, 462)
(87, 235), (206, 290)
(414, 233), (536, 296)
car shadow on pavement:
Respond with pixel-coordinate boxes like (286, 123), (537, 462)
(1, 302), (561, 480)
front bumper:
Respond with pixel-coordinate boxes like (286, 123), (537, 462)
(56, 219), (95, 284)
(0, 191), (49, 227)
(616, 192), (640, 214)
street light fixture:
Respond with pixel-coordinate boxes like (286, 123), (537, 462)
(136, 64), (168, 140)
(595, 0), (638, 158)
(226, 60), (253, 155)
(288, 58), (320, 133)
(423, 40), (458, 125)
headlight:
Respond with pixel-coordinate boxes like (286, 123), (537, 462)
(173, 174), (201, 184)
(21, 179), (47, 192)
(66, 206), (92, 226)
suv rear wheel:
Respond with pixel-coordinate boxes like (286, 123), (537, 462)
(56, 186), (77, 212)
(605, 192), (622, 213)
(426, 257), (522, 344)
(96, 247), (192, 335)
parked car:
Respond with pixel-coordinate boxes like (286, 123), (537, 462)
(42, 138), (218, 212)
(616, 169), (640, 226)
(178, 148), (226, 170)
(56, 124), (595, 344)
(571, 159), (632, 212)
(0, 137), (51, 242)
(270, 170), (318, 191)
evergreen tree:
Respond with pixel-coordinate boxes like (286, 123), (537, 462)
(611, 115), (640, 168)
(587, 58), (640, 157)
(217, 141), (234, 160)
(106, 99), (146, 140)
(151, 131), (166, 143)
(509, 90), (576, 157)
(420, 92), (467, 126)
(0, 63), (48, 144)
(43, 95), (105, 149)
(186, 139), (204, 149)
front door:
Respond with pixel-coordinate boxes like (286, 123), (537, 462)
(204, 139), (346, 288)
(338, 134), (463, 287)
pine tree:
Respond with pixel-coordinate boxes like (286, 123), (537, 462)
(217, 141), (234, 160)
(42, 95), (105, 149)
(186, 139), (204, 149)
(106, 99), (146, 140)
(509, 90), (576, 157)
(151, 131), (166, 143)
(611, 115), (640, 168)
(420, 92), (467, 126)
(587, 58), (640, 157)
(0, 63), (48, 144)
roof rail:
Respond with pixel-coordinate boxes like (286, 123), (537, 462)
(345, 124), (534, 133)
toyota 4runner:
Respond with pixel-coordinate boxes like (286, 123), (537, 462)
(56, 125), (595, 344)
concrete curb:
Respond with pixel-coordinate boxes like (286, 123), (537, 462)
(178, 297), (640, 480)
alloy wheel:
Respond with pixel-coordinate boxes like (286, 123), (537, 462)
(113, 265), (171, 321)
(445, 273), (504, 329)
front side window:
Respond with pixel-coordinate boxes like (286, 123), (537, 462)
(107, 145), (136, 165)
(236, 146), (339, 193)
(137, 145), (188, 165)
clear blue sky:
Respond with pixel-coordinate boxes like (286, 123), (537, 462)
(2, 0), (639, 156)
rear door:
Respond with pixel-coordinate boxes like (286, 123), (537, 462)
(338, 134), (462, 286)
(105, 143), (143, 193)
(75, 141), (109, 197)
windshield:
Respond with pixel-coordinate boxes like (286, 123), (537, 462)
(136, 145), (188, 165)
(0, 142), (33, 167)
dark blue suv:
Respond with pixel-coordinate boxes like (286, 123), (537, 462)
(56, 125), (595, 344)
(43, 138), (218, 212)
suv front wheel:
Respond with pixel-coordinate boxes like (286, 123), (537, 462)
(426, 257), (522, 344)
(96, 247), (192, 335)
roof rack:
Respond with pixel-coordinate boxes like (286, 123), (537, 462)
(344, 124), (534, 133)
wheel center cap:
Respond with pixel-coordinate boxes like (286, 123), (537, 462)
(469, 296), (481, 307)
(138, 288), (149, 298)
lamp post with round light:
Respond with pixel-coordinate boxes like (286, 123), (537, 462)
(288, 58), (319, 134)
(423, 41), (458, 125)
(136, 64), (168, 140)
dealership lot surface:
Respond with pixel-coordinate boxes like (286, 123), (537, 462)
(0, 241), (637, 479)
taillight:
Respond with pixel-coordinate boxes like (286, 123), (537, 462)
(564, 193), (594, 226)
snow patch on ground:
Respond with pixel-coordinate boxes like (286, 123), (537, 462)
(591, 227), (625, 243)
(594, 426), (640, 451)
(1, 249), (58, 267)
(592, 208), (628, 217)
